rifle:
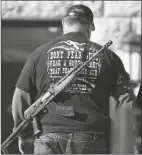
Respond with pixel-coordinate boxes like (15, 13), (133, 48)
(1, 40), (113, 154)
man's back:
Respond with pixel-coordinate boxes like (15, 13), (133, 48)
(16, 32), (132, 137)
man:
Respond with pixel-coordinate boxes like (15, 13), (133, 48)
(12, 4), (136, 154)
(137, 82), (142, 110)
(136, 82), (142, 153)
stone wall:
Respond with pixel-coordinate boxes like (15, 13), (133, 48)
(2, 1), (141, 47)
(2, 1), (141, 94)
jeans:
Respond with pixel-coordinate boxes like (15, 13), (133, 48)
(34, 133), (109, 154)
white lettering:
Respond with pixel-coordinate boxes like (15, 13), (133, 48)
(49, 60), (61, 67)
(89, 69), (98, 76)
(69, 60), (80, 67)
(50, 68), (60, 75)
(67, 50), (82, 59)
(50, 51), (64, 59)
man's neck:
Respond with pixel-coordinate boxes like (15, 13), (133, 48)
(63, 28), (89, 39)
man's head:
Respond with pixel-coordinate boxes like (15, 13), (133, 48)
(62, 4), (95, 38)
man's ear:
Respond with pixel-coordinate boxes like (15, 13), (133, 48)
(62, 20), (64, 26)
(62, 19), (64, 29)
(90, 21), (95, 31)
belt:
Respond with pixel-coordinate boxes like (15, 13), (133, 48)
(40, 132), (98, 141)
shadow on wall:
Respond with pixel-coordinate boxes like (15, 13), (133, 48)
(1, 62), (24, 154)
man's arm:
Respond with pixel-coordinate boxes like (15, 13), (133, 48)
(12, 88), (34, 154)
(12, 45), (41, 133)
(12, 87), (33, 138)
(111, 54), (136, 108)
(137, 82), (142, 109)
(110, 54), (140, 153)
(11, 48), (41, 153)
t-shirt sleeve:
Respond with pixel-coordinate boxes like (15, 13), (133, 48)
(15, 48), (40, 100)
(111, 53), (136, 108)
(137, 82), (142, 109)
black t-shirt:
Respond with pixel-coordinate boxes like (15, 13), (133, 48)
(16, 32), (135, 136)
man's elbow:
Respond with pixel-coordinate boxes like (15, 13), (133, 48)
(12, 88), (27, 127)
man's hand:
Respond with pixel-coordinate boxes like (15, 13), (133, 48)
(13, 122), (34, 154)
(18, 136), (34, 154)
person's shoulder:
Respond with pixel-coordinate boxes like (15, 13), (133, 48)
(89, 41), (115, 57)
(89, 41), (102, 49)
(30, 36), (62, 59)
(35, 37), (60, 53)
(89, 41), (112, 51)
(42, 35), (63, 49)
(89, 40), (124, 67)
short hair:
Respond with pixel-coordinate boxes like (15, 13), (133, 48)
(63, 15), (90, 27)
(64, 4), (94, 30)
